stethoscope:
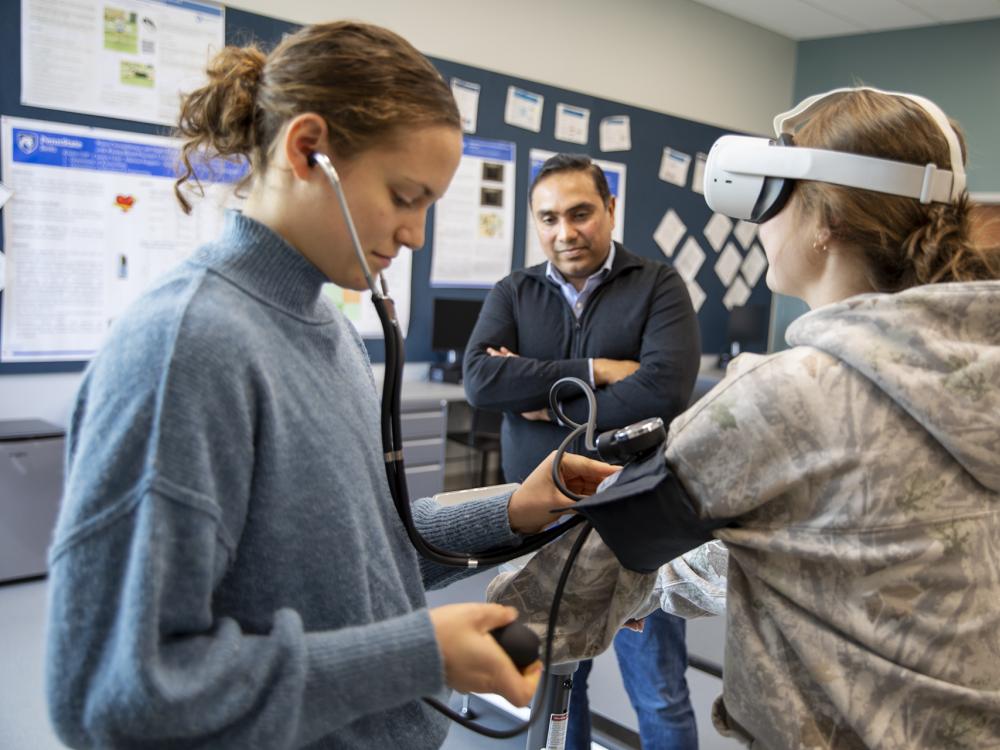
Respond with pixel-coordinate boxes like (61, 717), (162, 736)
(309, 151), (663, 738)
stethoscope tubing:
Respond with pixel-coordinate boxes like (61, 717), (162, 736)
(311, 151), (592, 738)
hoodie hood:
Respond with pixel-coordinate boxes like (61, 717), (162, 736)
(786, 281), (1000, 491)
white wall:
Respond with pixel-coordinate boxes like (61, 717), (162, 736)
(226, 0), (795, 135)
(0, 373), (80, 426)
(1, 0), (795, 428)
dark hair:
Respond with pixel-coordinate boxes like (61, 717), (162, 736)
(173, 21), (460, 213)
(791, 89), (1000, 289)
(529, 154), (612, 207)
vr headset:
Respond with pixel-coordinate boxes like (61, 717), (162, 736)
(703, 86), (967, 223)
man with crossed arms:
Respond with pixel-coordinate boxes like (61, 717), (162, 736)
(463, 153), (701, 749)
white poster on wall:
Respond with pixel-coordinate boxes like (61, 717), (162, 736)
(524, 149), (627, 269)
(554, 103), (590, 145)
(599, 115), (631, 152)
(1, 116), (244, 363)
(691, 152), (708, 195)
(451, 78), (481, 134)
(21, 0), (224, 126)
(430, 136), (516, 287)
(658, 147), (691, 187)
(504, 87), (544, 132)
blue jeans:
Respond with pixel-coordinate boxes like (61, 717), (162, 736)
(566, 609), (697, 750)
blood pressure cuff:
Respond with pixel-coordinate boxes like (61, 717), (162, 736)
(486, 448), (729, 664)
(570, 446), (729, 574)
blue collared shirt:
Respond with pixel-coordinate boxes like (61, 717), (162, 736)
(545, 241), (616, 385)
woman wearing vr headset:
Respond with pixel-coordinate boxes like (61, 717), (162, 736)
(651, 88), (1000, 747)
(44, 21), (617, 750)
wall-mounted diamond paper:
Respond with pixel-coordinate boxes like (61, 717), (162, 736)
(703, 212), (733, 252)
(654, 208), (686, 258)
(714, 242), (742, 287)
(733, 220), (757, 249)
(686, 279), (706, 312)
(674, 237), (705, 282)
(723, 277), (751, 310)
(741, 243), (768, 288)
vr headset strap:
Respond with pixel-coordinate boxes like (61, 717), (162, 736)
(720, 140), (956, 205)
(774, 86), (966, 200)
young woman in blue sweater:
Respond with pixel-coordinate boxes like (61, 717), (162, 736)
(45, 21), (616, 749)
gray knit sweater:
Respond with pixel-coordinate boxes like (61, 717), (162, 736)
(46, 211), (521, 749)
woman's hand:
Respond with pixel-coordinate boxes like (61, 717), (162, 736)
(507, 451), (620, 534)
(429, 603), (541, 707)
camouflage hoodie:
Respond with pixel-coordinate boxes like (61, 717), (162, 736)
(666, 281), (1000, 749)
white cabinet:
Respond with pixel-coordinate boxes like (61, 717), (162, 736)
(399, 398), (448, 500)
(0, 420), (65, 583)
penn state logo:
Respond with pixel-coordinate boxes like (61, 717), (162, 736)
(16, 132), (39, 155)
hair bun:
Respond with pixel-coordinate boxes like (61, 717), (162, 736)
(174, 22), (461, 216)
(205, 45), (266, 128)
(174, 45), (267, 212)
(903, 196), (1000, 284)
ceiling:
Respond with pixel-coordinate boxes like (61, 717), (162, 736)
(689, 0), (1000, 40)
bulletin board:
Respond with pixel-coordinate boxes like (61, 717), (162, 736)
(0, 4), (771, 373)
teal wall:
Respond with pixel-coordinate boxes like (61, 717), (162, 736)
(795, 18), (1000, 193)
(771, 18), (1000, 351)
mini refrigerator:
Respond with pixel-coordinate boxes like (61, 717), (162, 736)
(0, 419), (65, 583)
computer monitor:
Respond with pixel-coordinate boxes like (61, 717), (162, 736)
(726, 304), (770, 354)
(431, 298), (484, 355)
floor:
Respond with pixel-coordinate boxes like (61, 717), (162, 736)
(440, 693), (630, 750)
(1, 578), (63, 750)
(3, 567), (739, 750)
(0, 578), (627, 750)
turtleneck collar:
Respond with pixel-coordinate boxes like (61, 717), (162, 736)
(189, 210), (335, 321)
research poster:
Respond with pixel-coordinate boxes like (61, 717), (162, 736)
(322, 248), (412, 339)
(430, 137), (516, 288)
(21, 0), (224, 126)
(524, 149), (627, 269)
(1, 116), (244, 363)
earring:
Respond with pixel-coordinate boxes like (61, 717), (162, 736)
(812, 236), (828, 253)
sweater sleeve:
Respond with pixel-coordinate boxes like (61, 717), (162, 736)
(47, 479), (444, 749)
(559, 265), (700, 430)
(411, 492), (523, 590)
(463, 279), (591, 412)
